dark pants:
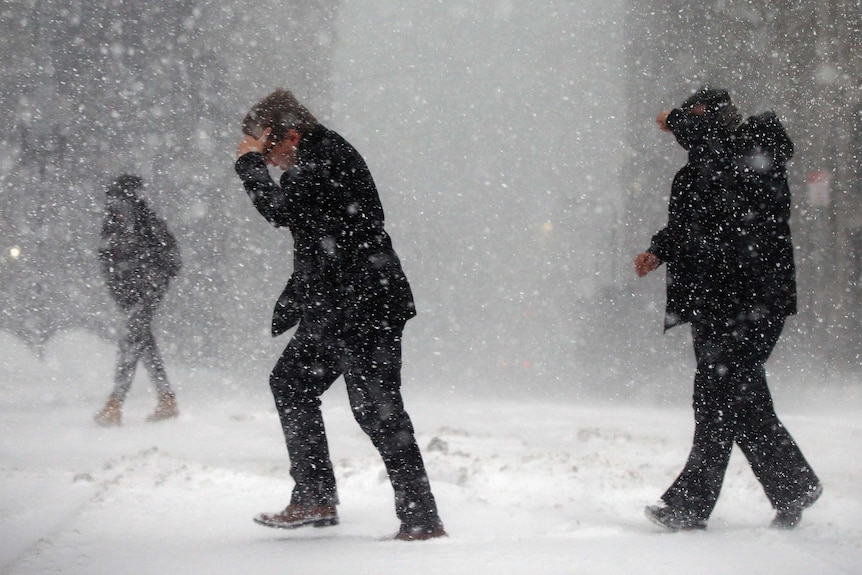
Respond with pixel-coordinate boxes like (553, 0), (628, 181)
(111, 298), (172, 401)
(662, 316), (819, 519)
(269, 315), (442, 530)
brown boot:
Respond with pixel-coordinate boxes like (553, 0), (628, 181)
(146, 392), (179, 423)
(393, 524), (448, 541)
(253, 504), (339, 529)
(94, 396), (122, 427)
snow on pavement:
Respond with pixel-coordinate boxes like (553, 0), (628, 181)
(1, 330), (860, 574)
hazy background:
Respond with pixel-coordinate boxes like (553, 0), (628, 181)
(1, 0), (859, 401)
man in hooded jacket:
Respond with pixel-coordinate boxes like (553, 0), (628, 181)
(94, 174), (181, 426)
(634, 87), (821, 530)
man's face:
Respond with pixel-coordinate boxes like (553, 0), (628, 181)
(264, 129), (301, 170)
(687, 101), (740, 129)
(689, 103), (707, 116)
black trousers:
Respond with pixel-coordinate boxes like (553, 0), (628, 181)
(269, 315), (442, 530)
(111, 298), (171, 401)
(662, 316), (819, 519)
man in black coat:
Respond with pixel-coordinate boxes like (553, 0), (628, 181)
(635, 87), (821, 530)
(234, 89), (445, 541)
(95, 174), (182, 426)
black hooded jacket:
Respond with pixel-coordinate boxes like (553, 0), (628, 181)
(648, 109), (797, 329)
(235, 124), (416, 335)
(99, 184), (181, 309)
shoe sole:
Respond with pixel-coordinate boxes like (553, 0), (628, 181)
(393, 529), (448, 541)
(771, 484), (823, 530)
(645, 507), (680, 531)
(94, 419), (122, 427)
(800, 484), (823, 509)
(146, 416), (179, 422)
(253, 515), (339, 529)
(644, 506), (707, 531)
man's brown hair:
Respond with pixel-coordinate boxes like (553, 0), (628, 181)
(241, 89), (318, 143)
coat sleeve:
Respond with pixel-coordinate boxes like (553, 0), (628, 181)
(234, 152), (292, 227)
(648, 168), (690, 264)
(148, 216), (182, 278)
(649, 164), (737, 276)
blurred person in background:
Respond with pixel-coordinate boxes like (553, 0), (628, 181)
(94, 174), (182, 426)
(234, 89), (445, 541)
(634, 86), (821, 531)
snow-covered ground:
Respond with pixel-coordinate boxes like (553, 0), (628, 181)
(1, 330), (860, 574)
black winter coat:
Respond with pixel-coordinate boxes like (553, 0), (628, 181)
(99, 192), (181, 309)
(235, 124), (416, 335)
(648, 109), (797, 329)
